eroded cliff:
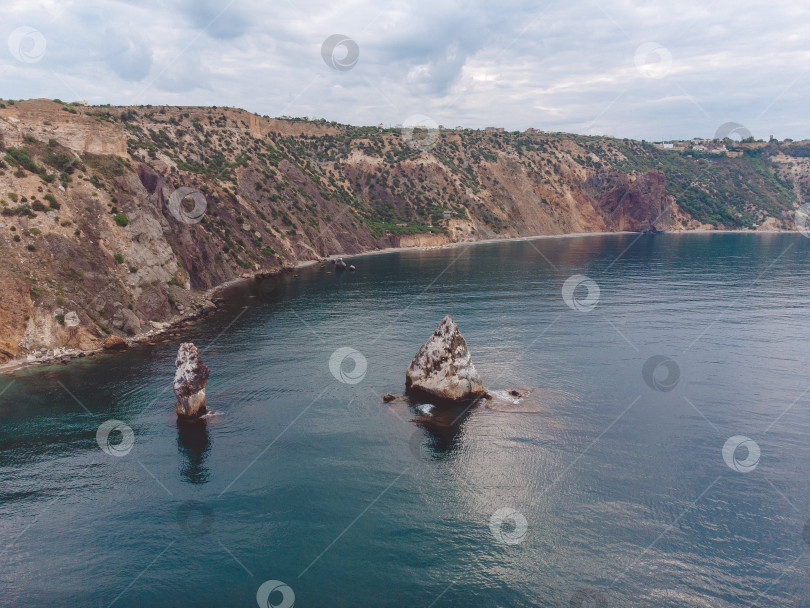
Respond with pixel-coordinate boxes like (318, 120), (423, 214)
(0, 98), (803, 364)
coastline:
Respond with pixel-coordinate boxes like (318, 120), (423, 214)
(0, 258), (325, 377)
(0, 227), (792, 376)
(327, 228), (789, 263)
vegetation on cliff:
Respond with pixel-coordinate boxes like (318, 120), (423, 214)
(0, 98), (805, 363)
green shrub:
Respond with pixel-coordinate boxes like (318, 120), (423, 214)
(27, 244), (35, 251)
(114, 213), (128, 227)
(5, 148), (41, 174)
(114, 253), (124, 264)
(55, 313), (65, 325)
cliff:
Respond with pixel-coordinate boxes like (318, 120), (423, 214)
(0, 98), (804, 364)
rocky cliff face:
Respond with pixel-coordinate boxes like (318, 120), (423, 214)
(0, 98), (802, 365)
(588, 170), (675, 232)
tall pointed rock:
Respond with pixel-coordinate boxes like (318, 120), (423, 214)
(405, 315), (487, 404)
(174, 342), (210, 420)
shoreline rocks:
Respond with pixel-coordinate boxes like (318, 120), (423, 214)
(405, 315), (488, 405)
(173, 343), (210, 421)
(103, 335), (128, 351)
(112, 303), (142, 336)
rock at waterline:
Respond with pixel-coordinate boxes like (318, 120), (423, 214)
(405, 315), (488, 404)
(103, 335), (128, 351)
(174, 342), (210, 421)
(335, 258), (347, 271)
(348, 265), (356, 272)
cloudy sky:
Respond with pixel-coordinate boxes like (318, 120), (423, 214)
(2, 0), (809, 140)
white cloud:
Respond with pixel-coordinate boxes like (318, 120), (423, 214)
(1, 0), (809, 140)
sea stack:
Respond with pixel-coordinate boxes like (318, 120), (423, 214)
(405, 315), (488, 404)
(173, 342), (210, 421)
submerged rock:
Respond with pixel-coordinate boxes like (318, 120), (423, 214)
(405, 315), (488, 404)
(174, 343), (210, 421)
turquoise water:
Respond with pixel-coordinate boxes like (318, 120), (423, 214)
(1, 233), (809, 607)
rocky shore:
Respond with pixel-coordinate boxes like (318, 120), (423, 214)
(0, 263), (304, 374)
(0, 249), (376, 375)
(0, 229), (794, 377)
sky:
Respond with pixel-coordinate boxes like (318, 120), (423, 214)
(2, 0), (809, 141)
